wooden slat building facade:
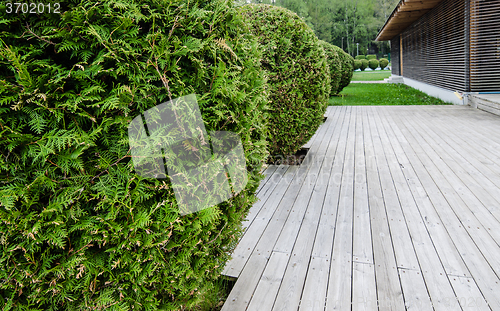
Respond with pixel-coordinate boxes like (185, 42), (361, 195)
(376, 0), (500, 93)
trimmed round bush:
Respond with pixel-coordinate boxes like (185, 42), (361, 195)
(239, 4), (330, 157)
(318, 40), (342, 95)
(334, 47), (355, 94)
(366, 54), (377, 60)
(0, 0), (268, 309)
(379, 58), (389, 70)
(331, 47), (354, 94)
(368, 59), (380, 70)
(355, 55), (366, 60)
(360, 59), (369, 71)
(354, 59), (362, 70)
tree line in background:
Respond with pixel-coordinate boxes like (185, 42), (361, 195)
(235, 0), (400, 57)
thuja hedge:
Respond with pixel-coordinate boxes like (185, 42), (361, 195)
(318, 40), (342, 95)
(333, 46), (355, 94)
(238, 4), (331, 158)
(380, 58), (389, 70)
(360, 59), (369, 71)
(0, 0), (269, 310)
(368, 59), (379, 70)
(354, 59), (362, 70)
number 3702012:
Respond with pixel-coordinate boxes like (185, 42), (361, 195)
(6, 3), (61, 14)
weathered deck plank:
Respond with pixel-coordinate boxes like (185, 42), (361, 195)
(246, 251), (289, 311)
(379, 108), (471, 279)
(374, 107), (462, 311)
(299, 108), (352, 311)
(221, 107), (342, 310)
(392, 108), (500, 280)
(363, 107), (406, 311)
(255, 165), (279, 195)
(352, 107), (373, 265)
(271, 106), (348, 311)
(384, 107), (500, 309)
(405, 108), (500, 239)
(222, 165), (298, 278)
(222, 105), (500, 311)
(325, 106), (356, 311)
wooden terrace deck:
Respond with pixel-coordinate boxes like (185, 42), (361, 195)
(221, 105), (500, 311)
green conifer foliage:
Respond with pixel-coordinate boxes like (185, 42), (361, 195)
(368, 58), (380, 70)
(379, 58), (389, 70)
(332, 45), (355, 94)
(238, 4), (331, 158)
(354, 59), (363, 70)
(360, 58), (369, 71)
(0, 0), (268, 309)
(318, 40), (342, 95)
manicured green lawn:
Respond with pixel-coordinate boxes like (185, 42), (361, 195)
(330, 83), (451, 106)
(352, 70), (392, 81)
